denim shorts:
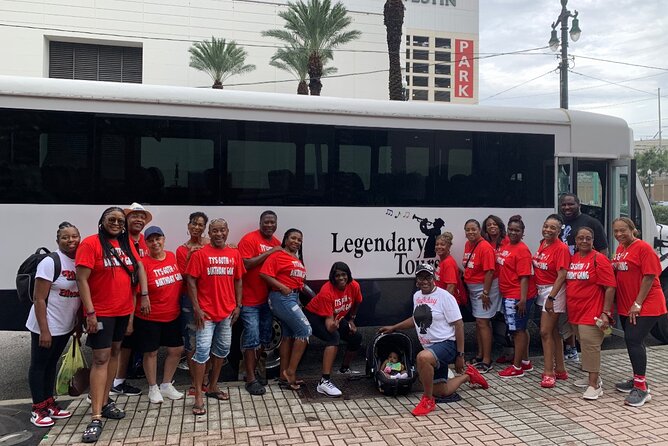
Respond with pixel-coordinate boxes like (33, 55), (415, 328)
(192, 316), (232, 364)
(468, 279), (502, 319)
(424, 339), (456, 384)
(502, 297), (536, 332)
(240, 303), (273, 350)
(180, 294), (196, 352)
(268, 291), (312, 340)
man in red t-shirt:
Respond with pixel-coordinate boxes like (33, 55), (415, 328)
(112, 202), (154, 397)
(237, 211), (281, 395)
(185, 218), (244, 415)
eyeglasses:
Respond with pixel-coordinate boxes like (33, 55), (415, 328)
(106, 217), (126, 225)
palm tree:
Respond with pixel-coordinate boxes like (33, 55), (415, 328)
(384, 0), (405, 101)
(270, 44), (338, 95)
(262, 0), (361, 96)
(188, 37), (256, 89)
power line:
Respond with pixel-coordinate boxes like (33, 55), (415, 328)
(480, 70), (554, 102)
(571, 54), (668, 72)
(568, 70), (659, 96)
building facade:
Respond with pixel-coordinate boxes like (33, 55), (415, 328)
(0, 0), (478, 102)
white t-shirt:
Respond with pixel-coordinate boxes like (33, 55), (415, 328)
(412, 286), (462, 347)
(25, 250), (81, 336)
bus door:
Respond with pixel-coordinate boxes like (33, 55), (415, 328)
(609, 159), (634, 253)
(557, 157), (607, 227)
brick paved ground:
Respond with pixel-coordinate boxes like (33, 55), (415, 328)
(40, 345), (668, 446)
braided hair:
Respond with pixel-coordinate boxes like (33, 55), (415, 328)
(97, 207), (139, 273)
(281, 228), (304, 262)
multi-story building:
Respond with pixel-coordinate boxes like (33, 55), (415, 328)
(0, 0), (478, 102)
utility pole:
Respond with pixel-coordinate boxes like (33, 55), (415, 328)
(548, 0), (581, 109)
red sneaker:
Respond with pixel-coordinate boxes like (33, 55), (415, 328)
(555, 371), (569, 380)
(540, 374), (556, 388)
(411, 395), (436, 416)
(495, 355), (512, 364)
(521, 361), (534, 372)
(465, 364), (489, 389)
(46, 398), (72, 419)
(498, 365), (524, 378)
(30, 408), (54, 428)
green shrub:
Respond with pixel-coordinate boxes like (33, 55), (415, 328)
(652, 205), (668, 225)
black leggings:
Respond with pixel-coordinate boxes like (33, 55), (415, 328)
(304, 310), (362, 351)
(619, 315), (660, 376)
(29, 332), (71, 404)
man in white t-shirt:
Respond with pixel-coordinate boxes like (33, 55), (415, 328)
(380, 264), (489, 416)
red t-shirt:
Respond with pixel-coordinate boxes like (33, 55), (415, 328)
(566, 251), (616, 325)
(462, 239), (496, 284)
(132, 234), (149, 258)
(532, 240), (570, 285)
(238, 230), (281, 306)
(491, 236), (510, 278)
(497, 241), (537, 299)
(612, 240), (667, 317)
(435, 255), (467, 305)
(260, 250), (307, 290)
(137, 251), (182, 322)
(75, 235), (140, 317)
(306, 280), (363, 320)
(185, 244), (245, 322)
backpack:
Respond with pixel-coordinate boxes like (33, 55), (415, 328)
(16, 247), (62, 302)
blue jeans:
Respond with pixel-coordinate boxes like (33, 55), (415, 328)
(424, 340), (457, 383)
(268, 291), (312, 340)
(502, 297), (536, 332)
(192, 316), (232, 364)
(240, 303), (273, 350)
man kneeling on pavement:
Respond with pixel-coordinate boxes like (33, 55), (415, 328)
(380, 263), (489, 416)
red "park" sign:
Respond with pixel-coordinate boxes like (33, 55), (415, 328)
(454, 39), (474, 98)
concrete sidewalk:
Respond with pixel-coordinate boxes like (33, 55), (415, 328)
(38, 345), (668, 446)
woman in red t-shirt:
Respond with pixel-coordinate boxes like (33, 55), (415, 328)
(497, 215), (538, 379)
(534, 214), (570, 388)
(565, 227), (616, 401)
(304, 262), (363, 397)
(463, 219), (499, 374)
(612, 217), (667, 407)
(260, 228), (311, 391)
(481, 214), (514, 365)
(76, 207), (148, 443)
(434, 232), (467, 306)
(135, 226), (184, 404)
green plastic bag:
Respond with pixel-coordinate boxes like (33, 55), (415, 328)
(56, 336), (86, 396)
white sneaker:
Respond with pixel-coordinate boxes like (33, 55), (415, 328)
(338, 367), (362, 375)
(148, 386), (164, 404)
(583, 385), (603, 400)
(573, 377), (602, 389)
(160, 383), (184, 400)
(316, 379), (343, 397)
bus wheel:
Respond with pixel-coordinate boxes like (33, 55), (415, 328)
(650, 274), (668, 344)
(264, 317), (282, 379)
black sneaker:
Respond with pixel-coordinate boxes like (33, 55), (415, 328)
(110, 382), (142, 396)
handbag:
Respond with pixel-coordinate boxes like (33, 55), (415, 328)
(68, 337), (90, 396)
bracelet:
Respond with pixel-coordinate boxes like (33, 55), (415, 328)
(456, 351), (465, 358)
(602, 310), (613, 318)
(547, 296), (556, 301)
(140, 292), (149, 296)
(481, 291), (489, 296)
(632, 302), (642, 310)
(86, 310), (96, 317)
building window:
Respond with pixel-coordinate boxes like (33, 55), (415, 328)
(434, 77), (451, 88)
(412, 90), (428, 101)
(435, 51), (451, 62)
(435, 38), (451, 49)
(435, 64), (451, 75)
(49, 41), (142, 83)
(413, 76), (429, 87)
(411, 36), (429, 47)
(413, 63), (429, 74)
(413, 50), (429, 61)
(435, 91), (451, 102)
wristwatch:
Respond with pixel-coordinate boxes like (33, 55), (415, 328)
(456, 351), (465, 358)
(547, 296), (556, 302)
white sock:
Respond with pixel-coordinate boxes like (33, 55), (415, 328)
(149, 384), (159, 392)
(113, 379), (125, 387)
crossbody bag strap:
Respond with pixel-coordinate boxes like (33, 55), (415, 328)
(109, 245), (135, 280)
(464, 241), (480, 270)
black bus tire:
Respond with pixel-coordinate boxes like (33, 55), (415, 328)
(649, 273), (668, 344)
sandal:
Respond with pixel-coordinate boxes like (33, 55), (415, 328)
(541, 374), (556, 388)
(245, 380), (266, 396)
(187, 383), (209, 396)
(278, 378), (305, 387)
(474, 362), (493, 374)
(468, 357), (483, 366)
(82, 419), (103, 443)
(205, 390), (230, 401)
(192, 404), (206, 416)
(101, 401), (125, 420)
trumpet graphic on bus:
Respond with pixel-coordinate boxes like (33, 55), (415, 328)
(414, 216), (445, 258)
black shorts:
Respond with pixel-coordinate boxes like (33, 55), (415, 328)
(86, 315), (130, 350)
(121, 331), (136, 349)
(304, 309), (362, 351)
(132, 317), (184, 353)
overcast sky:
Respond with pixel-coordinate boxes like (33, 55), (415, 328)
(478, 0), (667, 141)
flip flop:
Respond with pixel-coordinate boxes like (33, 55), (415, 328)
(205, 390), (230, 401)
(278, 378), (305, 387)
(192, 404), (206, 416)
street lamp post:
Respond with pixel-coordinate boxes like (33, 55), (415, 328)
(647, 169), (653, 203)
(548, 0), (581, 109)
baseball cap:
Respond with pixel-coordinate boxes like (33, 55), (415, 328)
(415, 263), (435, 276)
(124, 202), (153, 224)
(144, 226), (164, 239)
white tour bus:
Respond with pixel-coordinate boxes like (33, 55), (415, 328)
(1, 76), (667, 350)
